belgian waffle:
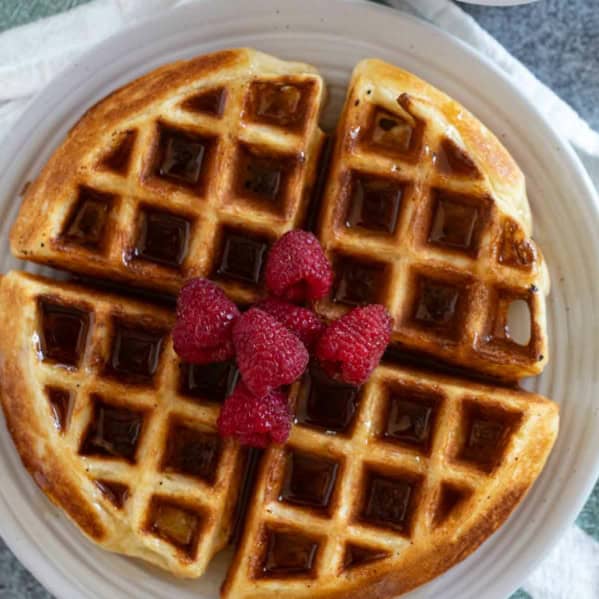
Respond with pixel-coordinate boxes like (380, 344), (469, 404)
(0, 270), (245, 577)
(11, 48), (326, 305)
(222, 362), (558, 598)
(1, 48), (559, 595)
(11, 52), (549, 381)
(315, 59), (549, 381)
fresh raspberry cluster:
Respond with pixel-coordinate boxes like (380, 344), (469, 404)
(173, 230), (392, 448)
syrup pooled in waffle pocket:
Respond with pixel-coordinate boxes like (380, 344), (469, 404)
(0, 48), (558, 598)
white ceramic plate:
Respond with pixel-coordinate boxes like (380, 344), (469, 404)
(0, 1), (597, 598)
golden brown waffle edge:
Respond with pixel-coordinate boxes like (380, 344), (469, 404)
(314, 58), (549, 381)
(10, 48), (326, 305)
(221, 361), (558, 598)
(0, 49), (560, 596)
(0, 270), (245, 578)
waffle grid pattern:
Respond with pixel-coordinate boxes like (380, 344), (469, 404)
(316, 70), (547, 379)
(223, 363), (552, 596)
(29, 275), (243, 576)
(3, 52), (559, 596)
(11, 51), (548, 380)
(27, 58), (324, 304)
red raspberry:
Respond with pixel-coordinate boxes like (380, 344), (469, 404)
(173, 278), (240, 364)
(256, 298), (325, 349)
(233, 308), (309, 397)
(315, 305), (392, 385)
(265, 230), (333, 302)
(217, 382), (291, 447)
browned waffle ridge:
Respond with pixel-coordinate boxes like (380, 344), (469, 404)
(0, 271), (245, 577)
(10, 48), (326, 306)
(315, 59), (549, 381)
(0, 270), (558, 596)
(1, 49), (559, 596)
(10, 51), (549, 381)
(222, 360), (558, 598)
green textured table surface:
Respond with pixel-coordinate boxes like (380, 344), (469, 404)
(0, 1), (597, 598)
(0, 0), (87, 31)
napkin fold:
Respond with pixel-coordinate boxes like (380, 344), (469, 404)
(0, 1), (597, 598)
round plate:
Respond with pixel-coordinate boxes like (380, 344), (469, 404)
(0, 1), (597, 598)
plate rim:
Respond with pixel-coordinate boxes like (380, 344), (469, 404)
(0, 1), (597, 598)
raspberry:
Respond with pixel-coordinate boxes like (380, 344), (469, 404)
(173, 278), (240, 364)
(217, 382), (291, 447)
(265, 230), (333, 302)
(315, 305), (392, 385)
(233, 308), (309, 397)
(256, 298), (325, 349)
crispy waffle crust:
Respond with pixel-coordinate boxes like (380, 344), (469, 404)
(2, 49), (559, 595)
(11, 48), (326, 305)
(0, 271), (245, 577)
(222, 362), (558, 598)
(11, 52), (548, 381)
(315, 59), (549, 380)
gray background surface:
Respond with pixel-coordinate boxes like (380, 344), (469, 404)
(0, 0), (597, 597)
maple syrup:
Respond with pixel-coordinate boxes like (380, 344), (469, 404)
(38, 298), (91, 367)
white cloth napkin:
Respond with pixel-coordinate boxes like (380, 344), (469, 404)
(0, 1), (597, 598)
